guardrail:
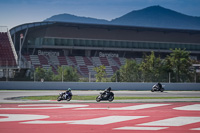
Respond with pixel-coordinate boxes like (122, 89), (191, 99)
(0, 82), (200, 91)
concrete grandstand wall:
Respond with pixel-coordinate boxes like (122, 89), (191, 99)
(0, 82), (200, 91)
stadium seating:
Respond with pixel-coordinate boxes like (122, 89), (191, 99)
(83, 57), (93, 66)
(113, 57), (122, 66)
(99, 57), (110, 66)
(111, 66), (119, 73)
(57, 56), (68, 65)
(29, 55), (40, 65)
(79, 65), (89, 75)
(68, 56), (77, 65)
(21, 54), (129, 77)
(0, 32), (17, 68)
(38, 55), (49, 65)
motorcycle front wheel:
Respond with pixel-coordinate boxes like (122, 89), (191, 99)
(96, 96), (101, 102)
(108, 95), (114, 102)
(57, 96), (62, 101)
(160, 88), (164, 92)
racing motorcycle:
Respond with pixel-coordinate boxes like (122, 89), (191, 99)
(96, 91), (114, 102)
(151, 84), (165, 92)
(57, 92), (72, 101)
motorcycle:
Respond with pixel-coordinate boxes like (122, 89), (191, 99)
(96, 91), (114, 102)
(57, 92), (72, 101)
(151, 84), (165, 92)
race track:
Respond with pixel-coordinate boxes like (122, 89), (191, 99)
(0, 103), (200, 133)
(0, 91), (200, 133)
(0, 90), (200, 103)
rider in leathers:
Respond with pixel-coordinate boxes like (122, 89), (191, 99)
(102, 87), (111, 97)
(156, 82), (162, 90)
(65, 88), (72, 100)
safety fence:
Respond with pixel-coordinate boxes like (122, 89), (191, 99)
(0, 82), (199, 91)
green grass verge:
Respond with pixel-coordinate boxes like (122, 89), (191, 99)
(21, 95), (200, 100)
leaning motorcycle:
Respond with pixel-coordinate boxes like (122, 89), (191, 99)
(96, 91), (114, 102)
(151, 85), (165, 92)
(57, 92), (72, 101)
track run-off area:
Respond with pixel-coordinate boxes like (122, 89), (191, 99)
(0, 102), (200, 133)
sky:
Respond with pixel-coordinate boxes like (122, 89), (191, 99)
(0, 0), (200, 29)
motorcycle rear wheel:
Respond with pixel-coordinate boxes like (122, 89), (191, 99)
(66, 96), (72, 101)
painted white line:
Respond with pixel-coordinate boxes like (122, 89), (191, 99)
(109, 104), (170, 110)
(75, 108), (108, 110)
(173, 104), (200, 111)
(76, 104), (170, 110)
(22, 116), (148, 125)
(0, 104), (88, 110)
(114, 126), (168, 130)
(22, 120), (72, 124)
(0, 114), (49, 122)
(191, 128), (200, 130)
(69, 116), (148, 125)
(139, 117), (200, 126)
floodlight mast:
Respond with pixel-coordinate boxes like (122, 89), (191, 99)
(19, 33), (23, 69)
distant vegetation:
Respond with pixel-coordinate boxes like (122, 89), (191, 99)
(34, 66), (79, 82)
(111, 48), (195, 83)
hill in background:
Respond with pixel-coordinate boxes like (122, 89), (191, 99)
(45, 13), (109, 25)
(44, 5), (200, 30)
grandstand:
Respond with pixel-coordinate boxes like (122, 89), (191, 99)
(0, 26), (18, 79)
(23, 54), (125, 77)
(2, 21), (200, 79)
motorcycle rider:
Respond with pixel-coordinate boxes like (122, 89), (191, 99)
(156, 82), (162, 90)
(96, 87), (114, 102)
(105, 87), (111, 93)
(102, 87), (111, 97)
(65, 88), (72, 100)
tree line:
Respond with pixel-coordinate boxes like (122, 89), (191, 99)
(111, 48), (197, 82)
(34, 66), (79, 82)
(34, 49), (199, 82)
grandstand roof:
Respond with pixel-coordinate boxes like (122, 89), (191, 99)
(9, 21), (200, 54)
(10, 21), (200, 36)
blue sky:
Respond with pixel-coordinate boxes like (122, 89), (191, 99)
(0, 0), (200, 29)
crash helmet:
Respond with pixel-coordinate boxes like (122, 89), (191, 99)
(67, 88), (71, 91)
(107, 87), (111, 91)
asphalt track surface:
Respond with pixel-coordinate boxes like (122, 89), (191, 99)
(0, 91), (200, 133)
(0, 90), (200, 103)
(0, 102), (200, 133)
